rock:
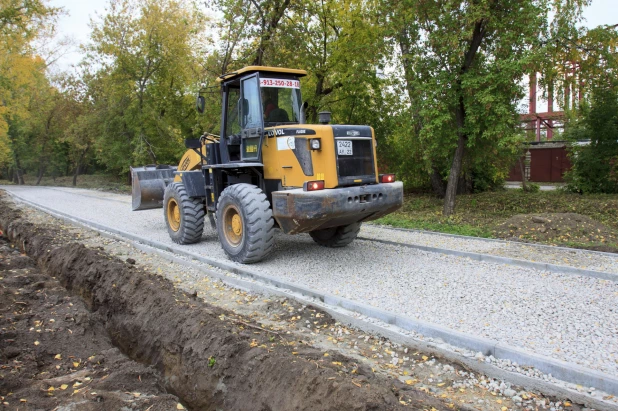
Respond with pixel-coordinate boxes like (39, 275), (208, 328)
(504, 388), (517, 397)
(513, 396), (523, 403)
(126, 258), (136, 265)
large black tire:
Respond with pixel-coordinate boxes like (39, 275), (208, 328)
(309, 223), (362, 247)
(216, 184), (275, 264)
(163, 182), (205, 244)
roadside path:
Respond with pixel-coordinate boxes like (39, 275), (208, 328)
(361, 225), (618, 276)
(2, 185), (617, 380)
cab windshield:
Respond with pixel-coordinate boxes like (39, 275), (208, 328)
(260, 78), (302, 126)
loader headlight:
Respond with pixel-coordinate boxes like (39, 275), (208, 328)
(309, 138), (321, 150)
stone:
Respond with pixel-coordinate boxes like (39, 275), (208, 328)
(504, 389), (516, 397)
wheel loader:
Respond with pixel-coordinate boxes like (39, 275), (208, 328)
(131, 66), (403, 263)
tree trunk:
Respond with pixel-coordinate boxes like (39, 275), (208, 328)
(443, 133), (467, 215)
(519, 156), (527, 191)
(36, 163), (46, 185)
(442, 18), (486, 216)
(72, 165), (79, 186)
(430, 167), (446, 198)
(14, 156), (25, 185)
(73, 144), (90, 187)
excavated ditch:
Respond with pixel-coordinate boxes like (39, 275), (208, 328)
(0, 195), (453, 411)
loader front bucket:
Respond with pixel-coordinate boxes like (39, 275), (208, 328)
(131, 165), (177, 211)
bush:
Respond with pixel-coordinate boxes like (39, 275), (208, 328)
(564, 86), (618, 193)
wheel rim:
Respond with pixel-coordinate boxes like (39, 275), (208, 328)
(223, 204), (243, 246)
(167, 198), (181, 232)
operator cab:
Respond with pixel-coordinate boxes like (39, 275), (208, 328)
(217, 66), (307, 163)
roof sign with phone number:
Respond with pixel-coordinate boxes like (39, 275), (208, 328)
(260, 78), (300, 89)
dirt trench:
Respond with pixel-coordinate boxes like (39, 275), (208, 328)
(0, 196), (452, 410)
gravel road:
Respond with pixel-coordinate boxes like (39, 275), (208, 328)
(361, 225), (618, 275)
(2, 185), (618, 378)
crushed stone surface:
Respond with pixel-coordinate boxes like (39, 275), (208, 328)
(2, 185), (618, 379)
(361, 225), (618, 275)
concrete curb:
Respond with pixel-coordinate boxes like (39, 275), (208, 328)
(358, 236), (618, 283)
(6, 190), (618, 401)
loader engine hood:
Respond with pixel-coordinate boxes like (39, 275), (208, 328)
(264, 124), (378, 189)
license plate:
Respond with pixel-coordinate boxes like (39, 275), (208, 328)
(337, 140), (353, 155)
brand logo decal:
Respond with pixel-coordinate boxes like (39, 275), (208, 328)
(346, 130), (360, 136)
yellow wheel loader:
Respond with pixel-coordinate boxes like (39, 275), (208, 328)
(131, 66), (403, 263)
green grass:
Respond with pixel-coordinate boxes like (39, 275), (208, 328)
(374, 190), (618, 249)
(376, 214), (492, 238)
(0, 174), (131, 193)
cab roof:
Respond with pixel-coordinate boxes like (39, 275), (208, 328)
(217, 66), (308, 83)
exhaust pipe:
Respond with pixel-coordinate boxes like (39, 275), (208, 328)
(130, 165), (177, 211)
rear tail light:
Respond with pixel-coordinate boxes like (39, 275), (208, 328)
(303, 180), (325, 191)
(380, 174), (395, 183)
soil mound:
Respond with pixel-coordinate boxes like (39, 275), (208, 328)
(494, 212), (618, 250)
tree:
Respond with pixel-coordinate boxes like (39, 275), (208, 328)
(384, 0), (590, 215)
(564, 84), (618, 193)
(0, 0), (61, 181)
(84, 0), (208, 174)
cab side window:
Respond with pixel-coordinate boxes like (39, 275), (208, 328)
(240, 76), (262, 129)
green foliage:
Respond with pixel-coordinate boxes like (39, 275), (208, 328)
(84, 0), (209, 175)
(378, 0), (580, 201)
(564, 85), (618, 193)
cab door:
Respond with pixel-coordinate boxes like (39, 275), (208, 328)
(239, 75), (264, 162)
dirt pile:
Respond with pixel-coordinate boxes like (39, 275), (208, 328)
(0, 195), (451, 410)
(494, 213), (618, 251)
(0, 236), (181, 410)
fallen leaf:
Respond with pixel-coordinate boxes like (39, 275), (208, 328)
(422, 355), (428, 361)
(54, 354), (62, 360)
(323, 353), (329, 357)
(60, 384), (68, 390)
(73, 362), (80, 368)
(177, 403), (185, 410)
(34, 341), (40, 346)
(332, 362), (342, 366)
(47, 387), (55, 392)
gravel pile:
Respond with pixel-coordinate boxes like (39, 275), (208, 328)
(3, 186), (618, 378)
(361, 224), (618, 275)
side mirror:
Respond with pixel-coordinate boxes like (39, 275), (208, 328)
(196, 95), (205, 114)
(300, 101), (308, 124)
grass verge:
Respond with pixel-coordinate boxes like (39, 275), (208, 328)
(375, 189), (618, 252)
